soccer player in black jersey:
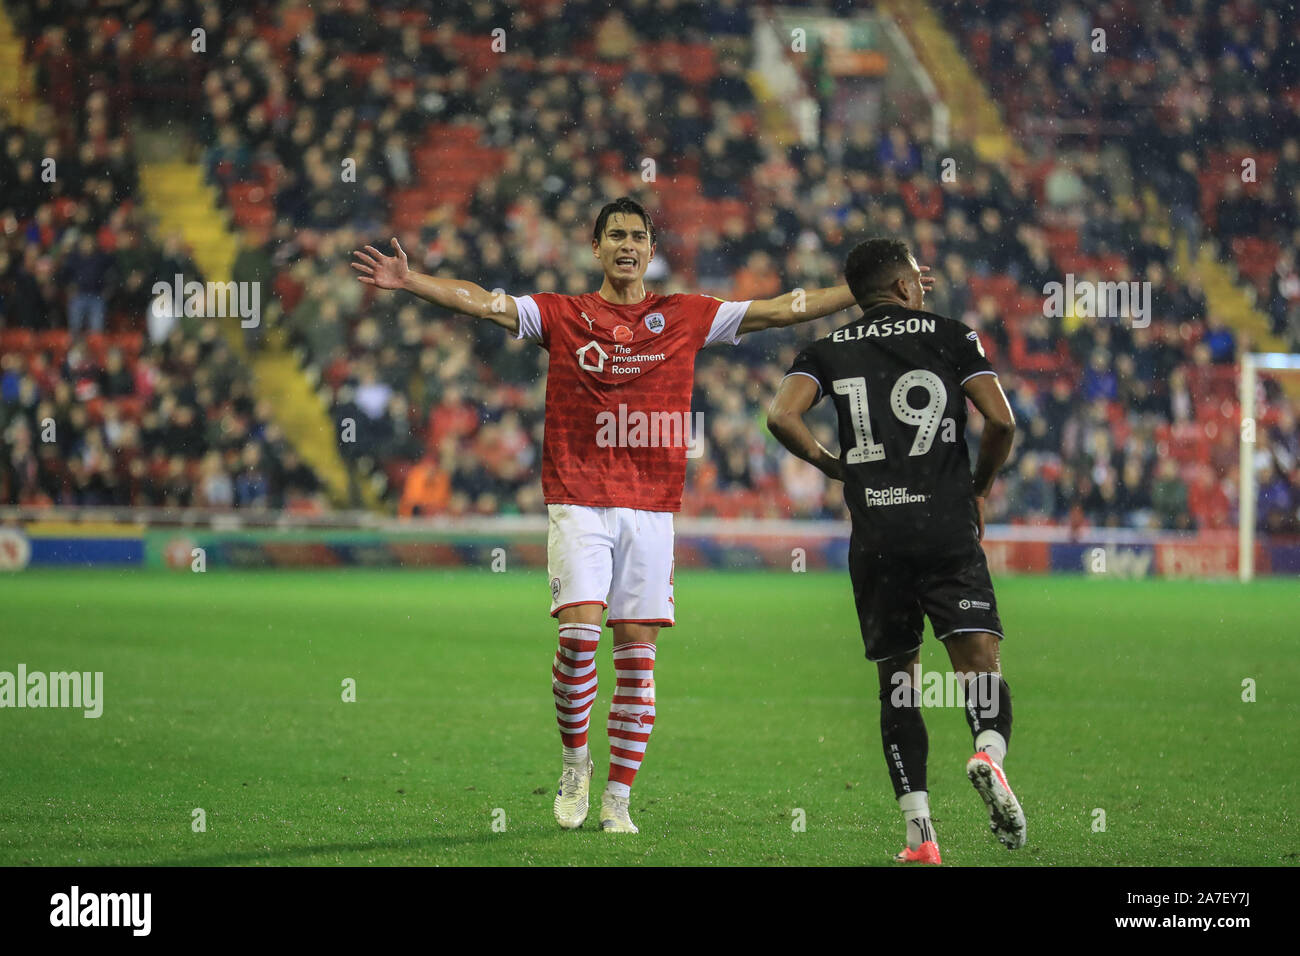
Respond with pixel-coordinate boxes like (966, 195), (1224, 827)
(767, 237), (1026, 864)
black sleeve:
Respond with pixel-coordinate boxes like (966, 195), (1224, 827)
(784, 346), (826, 403)
(951, 321), (996, 384)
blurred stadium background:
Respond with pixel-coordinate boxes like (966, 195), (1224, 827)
(1, 0), (1298, 580)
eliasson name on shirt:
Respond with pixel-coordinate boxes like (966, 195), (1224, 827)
(832, 317), (937, 342)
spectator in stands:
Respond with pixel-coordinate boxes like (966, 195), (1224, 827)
(399, 450), (453, 517)
(234, 442), (269, 509)
(1203, 315), (1237, 364)
(878, 128), (920, 177)
(1152, 459), (1192, 530)
(198, 450), (234, 508)
(63, 235), (112, 333)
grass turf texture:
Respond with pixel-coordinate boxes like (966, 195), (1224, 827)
(1, 569), (1296, 866)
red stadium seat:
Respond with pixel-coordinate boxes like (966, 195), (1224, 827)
(227, 182), (268, 207)
(0, 329), (35, 354)
(1231, 237), (1279, 291)
(111, 332), (144, 358)
(38, 331), (70, 363)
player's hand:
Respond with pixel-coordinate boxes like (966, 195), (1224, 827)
(975, 495), (986, 541)
(351, 238), (409, 290)
(919, 264), (936, 294)
(820, 453), (845, 483)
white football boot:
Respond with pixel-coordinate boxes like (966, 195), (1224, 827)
(554, 758), (594, 829)
(599, 791), (639, 833)
(966, 751), (1027, 849)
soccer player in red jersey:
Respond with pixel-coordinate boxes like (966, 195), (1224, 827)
(353, 197), (920, 832)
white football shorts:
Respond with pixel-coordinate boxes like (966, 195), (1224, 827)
(546, 504), (675, 626)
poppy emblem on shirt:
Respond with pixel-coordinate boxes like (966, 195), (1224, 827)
(644, 312), (665, 334)
(613, 325), (633, 343)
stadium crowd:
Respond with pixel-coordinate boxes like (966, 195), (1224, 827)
(1, 0), (1297, 534)
(0, 21), (324, 509)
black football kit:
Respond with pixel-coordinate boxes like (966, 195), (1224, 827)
(786, 304), (1005, 661)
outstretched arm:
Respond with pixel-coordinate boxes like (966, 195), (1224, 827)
(738, 266), (936, 334)
(765, 373), (844, 482)
(739, 284), (856, 333)
(351, 238), (519, 333)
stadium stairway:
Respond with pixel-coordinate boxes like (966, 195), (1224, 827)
(878, 0), (1295, 402)
(874, 0), (1018, 163)
(1168, 213), (1287, 353)
(1170, 225), (1300, 401)
(0, 1), (36, 126)
(138, 160), (368, 508)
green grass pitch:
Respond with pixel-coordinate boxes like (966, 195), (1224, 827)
(1, 568), (1296, 866)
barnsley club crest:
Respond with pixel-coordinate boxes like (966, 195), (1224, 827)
(644, 312), (665, 334)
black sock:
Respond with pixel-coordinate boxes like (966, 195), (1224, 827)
(880, 685), (928, 798)
(963, 673), (1012, 752)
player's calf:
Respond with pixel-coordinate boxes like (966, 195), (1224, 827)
(551, 621), (601, 829)
(878, 666), (938, 862)
(958, 669), (1024, 848)
(603, 640), (655, 831)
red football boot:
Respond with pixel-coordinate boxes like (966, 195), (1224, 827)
(893, 840), (941, 864)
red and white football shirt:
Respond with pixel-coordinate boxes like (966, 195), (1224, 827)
(513, 291), (750, 511)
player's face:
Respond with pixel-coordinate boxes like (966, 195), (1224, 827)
(593, 213), (654, 281)
(903, 254), (925, 309)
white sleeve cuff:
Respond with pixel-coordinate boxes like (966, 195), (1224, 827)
(512, 295), (543, 342)
(704, 300), (752, 347)
(782, 370), (823, 402)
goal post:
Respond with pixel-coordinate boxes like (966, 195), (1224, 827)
(1238, 352), (1300, 582)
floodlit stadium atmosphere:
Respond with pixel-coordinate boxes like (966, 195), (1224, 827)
(0, 0), (1297, 890)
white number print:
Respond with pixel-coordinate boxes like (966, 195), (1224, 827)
(832, 377), (885, 463)
(890, 370), (947, 456)
(833, 370), (948, 462)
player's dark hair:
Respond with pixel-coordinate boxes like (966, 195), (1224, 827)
(844, 238), (913, 304)
(593, 197), (657, 246)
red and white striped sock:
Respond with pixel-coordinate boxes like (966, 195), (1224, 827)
(606, 641), (657, 798)
(552, 622), (601, 765)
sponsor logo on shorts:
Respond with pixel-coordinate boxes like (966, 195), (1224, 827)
(864, 486), (929, 507)
(550, 576), (562, 602)
(958, 598), (991, 611)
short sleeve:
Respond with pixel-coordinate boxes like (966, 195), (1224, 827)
(512, 294), (545, 344)
(702, 299), (752, 347)
(955, 325), (996, 384)
(783, 346), (825, 403)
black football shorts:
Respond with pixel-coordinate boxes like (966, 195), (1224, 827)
(847, 538), (1004, 662)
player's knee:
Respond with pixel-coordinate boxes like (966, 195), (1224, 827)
(611, 622), (659, 647)
(945, 631), (1000, 674)
(557, 603), (604, 627)
(879, 661), (922, 719)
